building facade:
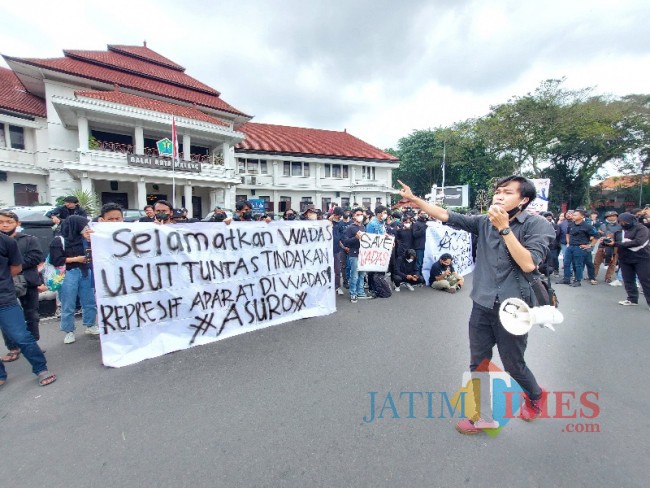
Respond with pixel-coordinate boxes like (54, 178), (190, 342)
(0, 43), (398, 216)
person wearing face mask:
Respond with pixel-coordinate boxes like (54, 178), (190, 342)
(392, 248), (424, 291)
(395, 216), (414, 259)
(365, 205), (389, 296)
(233, 200), (254, 222)
(49, 215), (98, 344)
(412, 211), (429, 275)
(429, 253), (464, 293)
(399, 176), (555, 434)
(557, 209), (598, 287)
(283, 209), (298, 221)
(0, 211), (44, 363)
(329, 207), (346, 295)
(341, 208), (373, 303)
(614, 212), (650, 308)
(593, 210), (622, 283)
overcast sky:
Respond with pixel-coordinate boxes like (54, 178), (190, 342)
(2, 0), (649, 151)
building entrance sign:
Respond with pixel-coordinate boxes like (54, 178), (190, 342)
(127, 154), (201, 173)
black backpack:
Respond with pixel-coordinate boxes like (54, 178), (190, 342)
(372, 274), (392, 298)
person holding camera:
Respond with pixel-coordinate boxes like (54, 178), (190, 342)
(593, 210), (622, 283)
(209, 207), (227, 223)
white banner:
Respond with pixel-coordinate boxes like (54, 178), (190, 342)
(91, 221), (336, 368)
(529, 178), (551, 212)
(422, 222), (475, 285)
(358, 232), (395, 272)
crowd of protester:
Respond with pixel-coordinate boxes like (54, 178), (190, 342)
(1, 194), (648, 390)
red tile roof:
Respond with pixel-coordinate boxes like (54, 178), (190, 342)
(3, 44), (248, 117)
(236, 123), (399, 162)
(64, 50), (219, 95)
(74, 90), (229, 126)
(0, 66), (46, 117)
(596, 175), (650, 190)
(108, 44), (185, 71)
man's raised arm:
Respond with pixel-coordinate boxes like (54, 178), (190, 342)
(397, 180), (449, 222)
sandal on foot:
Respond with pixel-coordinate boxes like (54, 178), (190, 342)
(0, 379), (6, 387)
(0, 350), (20, 362)
(37, 371), (57, 387)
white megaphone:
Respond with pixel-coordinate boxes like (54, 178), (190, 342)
(498, 297), (564, 336)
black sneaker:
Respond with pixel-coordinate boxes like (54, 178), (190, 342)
(570, 281), (582, 287)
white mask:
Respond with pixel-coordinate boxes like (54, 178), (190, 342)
(354, 215), (364, 223)
(381, 213), (387, 220)
(404, 224), (411, 229)
(406, 258), (414, 263)
(307, 213), (317, 220)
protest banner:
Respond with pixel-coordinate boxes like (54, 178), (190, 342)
(422, 221), (475, 285)
(529, 179), (551, 212)
(91, 221), (336, 368)
(358, 232), (395, 272)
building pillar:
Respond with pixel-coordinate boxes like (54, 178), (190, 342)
(315, 192), (322, 211)
(184, 183), (193, 216)
(315, 163), (321, 188)
(209, 189), (219, 210)
(183, 134), (191, 161)
(135, 126), (144, 154)
(78, 116), (89, 152)
(272, 190), (279, 215)
(3, 124), (10, 148)
(80, 172), (93, 194)
(272, 160), (279, 186)
(222, 142), (234, 170)
(137, 179), (147, 210)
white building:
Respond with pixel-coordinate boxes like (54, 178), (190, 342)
(0, 43), (399, 216)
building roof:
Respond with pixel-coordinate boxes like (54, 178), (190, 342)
(75, 89), (229, 126)
(3, 44), (248, 117)
(595, 174), (650, 190)
(0, 66), (46, 118)
(236, 123), (399, 162)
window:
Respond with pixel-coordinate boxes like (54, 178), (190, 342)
(322, 198), (331, 212)
(323, 164), (348, 178)
(362, 198), (371, 208)
(1, 124), (25, 150)
(341, 197), (350, 209)
(362, 166), (376, 180)
(238, 158), (269, 174)
(286, 161), (310, 177)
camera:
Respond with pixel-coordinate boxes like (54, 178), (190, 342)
(211, 212), (226, 222)
(155, 212), (170, 222)
(602, 237), (613, 245)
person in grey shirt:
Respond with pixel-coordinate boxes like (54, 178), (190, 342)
(398, 175), (555, 435)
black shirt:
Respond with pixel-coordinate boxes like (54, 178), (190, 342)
(567, 221), (598, 246)
(0, 233), (23, 307)
(429, 261), (455, 282)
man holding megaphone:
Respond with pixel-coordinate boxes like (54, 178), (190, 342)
(398, 176), (556, 435)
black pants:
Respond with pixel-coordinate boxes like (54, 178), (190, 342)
(3, 287), (40, 350)
(468, 301), (542, 400)
(619, 259), (650, 306)
(393, 275), (425, 287)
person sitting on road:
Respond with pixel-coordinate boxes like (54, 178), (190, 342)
(392, 248), (424, 292)
(429, 253), (464, 294)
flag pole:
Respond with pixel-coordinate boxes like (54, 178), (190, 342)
(171, 116), (177, 208)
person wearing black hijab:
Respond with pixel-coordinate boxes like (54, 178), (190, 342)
(49, 215), (98, 344)
(615, 212), (650, 308)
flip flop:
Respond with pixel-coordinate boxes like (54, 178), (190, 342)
(37, 371), (57, 387)
(0, 379), (6, 387)
(0, 350), (20, 362)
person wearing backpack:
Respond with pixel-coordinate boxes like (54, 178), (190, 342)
(0, 210), (44, 363)
(399, 175), (555, 435)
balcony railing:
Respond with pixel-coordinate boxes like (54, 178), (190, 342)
(90, 139), (224, 164)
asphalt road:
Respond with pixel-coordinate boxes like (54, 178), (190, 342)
(1, 274), (648, 488)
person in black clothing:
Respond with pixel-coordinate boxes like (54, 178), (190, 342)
(392, 249), (424, 291)
(615, 212), (650, 308)
(0, 232), (56, 387)
(329, 207), (346, 296)
(542, 212), (560, 275)
(558, 209), (598, 286)
(45, 196), (87, 226)
(395, 216), (414, 259)
(429, 253), (464, 293)
(412, 212), (428, 274)
(341, 207), (373, 302)
(138, 205), (155, 222)
(0, 210), (44, 362)
(50, 215), (97, 344)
